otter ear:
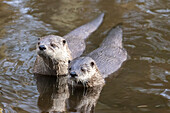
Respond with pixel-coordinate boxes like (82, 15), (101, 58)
(38, 38), (40, 45)
(90, 62), (95, 67)
(63, 40), (66, 46)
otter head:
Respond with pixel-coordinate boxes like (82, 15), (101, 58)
(68, 57), (105, 87)
(37, 35), (72, 75)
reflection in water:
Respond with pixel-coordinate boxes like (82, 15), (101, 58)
(35, 75), (104, 113)
(28, 0), (104, 34)
(160, 89), (170, 100)
(134, 65), (170, 100)
(36, 75), (69, 112)
(150, 66), (169, 82)
(0, 44), (6, 60)
(68, 85), (103, 113)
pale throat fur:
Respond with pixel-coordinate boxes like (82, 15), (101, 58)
(68, 57), (105, 87)
(33, 35), (72, 76)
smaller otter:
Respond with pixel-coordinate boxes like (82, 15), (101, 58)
(33, 13), (104, 76)
(68, 57), (105, 87)
(68, 25), (127, 87)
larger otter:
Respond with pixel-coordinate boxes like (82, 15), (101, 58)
(33, 13), (104, 76)
(68, 25), (127, 87)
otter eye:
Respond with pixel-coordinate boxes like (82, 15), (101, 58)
(63, 40), (66, 45)
(69, 68), (71, 71)
(68, 60), (71, 64)
(90, 62), (94, 67)
(38, 42), (40, 45)
(50, 43), (55, 47)
(81, 67), (85, 72)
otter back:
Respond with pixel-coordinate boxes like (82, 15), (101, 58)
(64, 13), (104, 59)
(88, 25), (127, 78)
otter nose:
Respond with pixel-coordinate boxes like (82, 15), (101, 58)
(39, 45), (46, 51)
(70, 71), (78, 78)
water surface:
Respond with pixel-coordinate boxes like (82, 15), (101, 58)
(0, 0), (170, 113)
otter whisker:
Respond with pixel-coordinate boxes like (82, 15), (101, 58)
(83, 84), (86, 96)
(71, 81), (74, 95)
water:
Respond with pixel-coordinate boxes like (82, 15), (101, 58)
(0, 0), (169, 113)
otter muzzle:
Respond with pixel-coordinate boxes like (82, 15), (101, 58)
(39, 45), (46, 51)
(70, 71), (78, 78)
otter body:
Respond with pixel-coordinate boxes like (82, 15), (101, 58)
(88, 25), (127, 77)
(64, 13), (104, 59)
(33, 13), (104, 76)
(68, 25), (127, 87)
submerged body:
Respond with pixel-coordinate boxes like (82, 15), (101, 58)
(68, 85), (104, 113)
(33, 13), (104, 76)
(68, 25), (127, 87)
(36, 75), (69, 112)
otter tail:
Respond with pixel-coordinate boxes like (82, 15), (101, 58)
(64, 13), (104, 40)
(100, 24), (123, 48)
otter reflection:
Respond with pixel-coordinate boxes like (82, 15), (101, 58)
(35, 75), (69, 113)
(68, 85), (104, 113)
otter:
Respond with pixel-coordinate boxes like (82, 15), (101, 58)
(68, 25), (127, 87)
(33, 13), (104, 76)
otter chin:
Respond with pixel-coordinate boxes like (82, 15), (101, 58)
(68, 57), (105, 87)
(33, 35), (72, 76)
